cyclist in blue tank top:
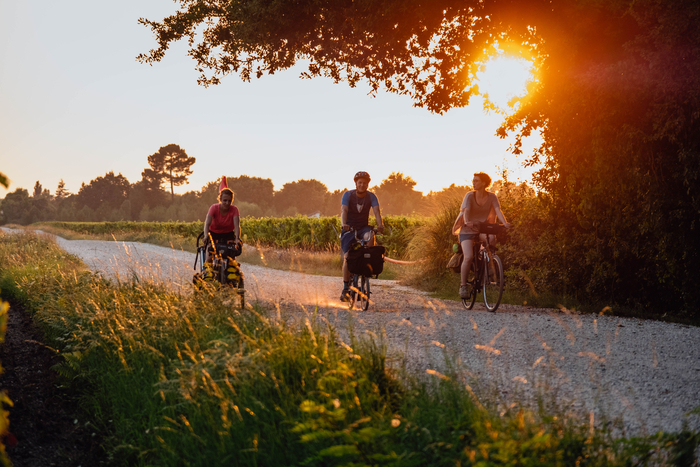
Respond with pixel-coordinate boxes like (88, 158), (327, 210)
(339, 171), (384, 302)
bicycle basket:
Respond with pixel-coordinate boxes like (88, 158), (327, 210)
(347, 245), (385, 277)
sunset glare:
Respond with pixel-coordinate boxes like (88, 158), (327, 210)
(476, 56), (535, 112)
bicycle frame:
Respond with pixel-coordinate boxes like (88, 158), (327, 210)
(347, 227), (378, 311)
(462, 231), (504, 312)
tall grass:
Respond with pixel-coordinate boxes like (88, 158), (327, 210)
(0, 230), (697, 466)
(404, 199), (465, 298)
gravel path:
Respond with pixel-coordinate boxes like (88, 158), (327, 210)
(11, 230), (700, 435)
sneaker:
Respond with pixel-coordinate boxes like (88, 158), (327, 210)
(340, 288), (350, 302)
(459, 284), (471, 300)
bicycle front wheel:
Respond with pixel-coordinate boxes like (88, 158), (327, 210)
(482, 253), (504, 312)
(349, 275), (359, 310)
(359, 276), (371, 311)
(219, 259), (228, 285)
(462, 258), (478, 310)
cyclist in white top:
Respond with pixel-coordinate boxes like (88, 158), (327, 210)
(458, 172), (511, 299)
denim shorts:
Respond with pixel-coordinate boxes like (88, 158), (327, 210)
(341, 226), (373, 254)
(458, 233), (478, 243)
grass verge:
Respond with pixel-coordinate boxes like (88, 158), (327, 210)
(0, 230), (698, 465)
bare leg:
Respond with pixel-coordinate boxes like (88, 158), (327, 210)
(460, 239), (474, 286)
(342, 252), (352, 281)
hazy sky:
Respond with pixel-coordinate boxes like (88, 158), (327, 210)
(0, 0), (541, 198)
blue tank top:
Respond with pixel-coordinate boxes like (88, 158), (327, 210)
(343, 190), (378, 229)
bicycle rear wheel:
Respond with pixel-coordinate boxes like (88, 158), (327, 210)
(482, 253), (504, 312)
(462, 258), (478, 310)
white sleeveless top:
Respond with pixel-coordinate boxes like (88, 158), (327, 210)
(459, 191), (498, 234)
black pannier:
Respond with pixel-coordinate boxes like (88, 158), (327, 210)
(347, 245), (385, 277)
(208, 241), (242, 259)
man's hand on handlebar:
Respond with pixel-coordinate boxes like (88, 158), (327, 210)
(376, 225), (384, 234)
(342, 224), (351, 232)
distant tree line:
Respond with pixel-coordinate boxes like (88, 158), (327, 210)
(1, 144), (484, 224)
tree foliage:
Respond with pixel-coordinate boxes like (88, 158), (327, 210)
(129, 169), (169, 218)
(147, 144), (196, 202)
(55, 179), (70, 200)
(1, 189), (32, 225)
(228, 175), (275, 210)
(373, 172), (423, 216)
(77, 171), (131, 211)
(274, 179), (329, 216)
(32, 181), (43, 198)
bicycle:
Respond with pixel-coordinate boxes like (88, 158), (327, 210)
(344, 228), (385, 311)
(193, 232), (245, 308)
(461, 223), (505, 312)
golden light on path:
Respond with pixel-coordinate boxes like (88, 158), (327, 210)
(475, 56), (535, 113)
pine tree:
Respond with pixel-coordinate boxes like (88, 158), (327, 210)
(55, 179), (70, 200)
(147, 144), (196, 203)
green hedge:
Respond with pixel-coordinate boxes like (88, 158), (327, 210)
(40, 216), (426, 258)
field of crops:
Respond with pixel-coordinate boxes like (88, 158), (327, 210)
(2, 231), (697, 466)
(40, 216), (425, 259)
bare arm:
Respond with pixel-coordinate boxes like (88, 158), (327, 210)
(341, 204), (349, 231)
(233, 215), (240, 242)
(493, 196), (512, 228)
(372, 205), (384, 233)
(461, 207), (473, 229)
(460, 192), (472, 228)
(203, 213), (213, 242)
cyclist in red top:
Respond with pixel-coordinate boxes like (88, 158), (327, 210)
(203, 187), (241, 249)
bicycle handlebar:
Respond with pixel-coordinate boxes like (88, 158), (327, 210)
(197, 232), (241, 249)
(476, 223), (508, 235)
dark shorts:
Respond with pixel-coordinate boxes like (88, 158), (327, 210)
(341, 226), (373, 254)
(459, 233), (478, 243)
(208, 231), (237, 244)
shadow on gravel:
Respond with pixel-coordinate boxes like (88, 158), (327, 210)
(0, 302), (106, 467)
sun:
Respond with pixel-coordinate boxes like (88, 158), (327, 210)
(475, 56), (535, 113)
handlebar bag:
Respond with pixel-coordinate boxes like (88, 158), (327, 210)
(347, 245), (386, 277)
